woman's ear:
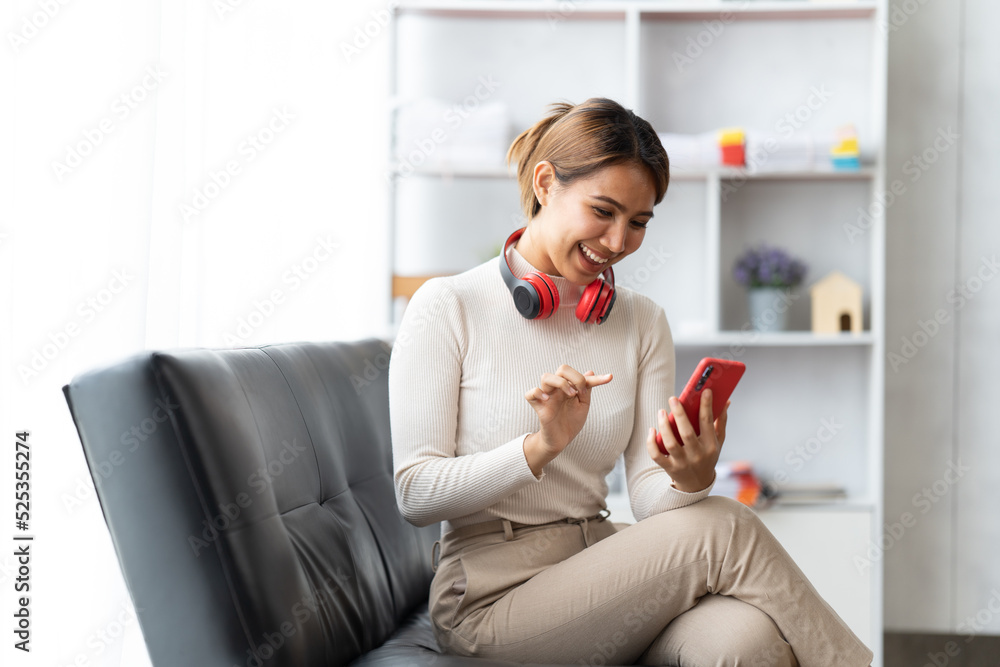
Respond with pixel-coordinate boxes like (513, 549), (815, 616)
(532, 160), (557, 208)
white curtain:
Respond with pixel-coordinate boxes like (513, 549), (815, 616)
(2, 1), (392, 664)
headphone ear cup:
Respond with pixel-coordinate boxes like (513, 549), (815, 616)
(524, 272), (559, 319)
(596, 286), (617, 324)
(576, 280), (616, 324)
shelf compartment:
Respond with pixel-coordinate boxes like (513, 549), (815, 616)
(718, 178), (873, 332)
(393, 176), (518, 276)
(394, 11), (628, 135)
(613, 179), (710, 330)
(675, 344), (873, 501)
(639, 13), (876, 148)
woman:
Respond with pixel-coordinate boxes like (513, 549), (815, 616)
(388, 97), (873, 666)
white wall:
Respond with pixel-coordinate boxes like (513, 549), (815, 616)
(1, 2), (394, 665)
(884, 0), (1000, 634)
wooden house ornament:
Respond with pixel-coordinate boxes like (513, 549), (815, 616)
(810, 270), (863, 333)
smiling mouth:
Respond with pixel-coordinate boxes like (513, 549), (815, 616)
(578, 243), (609, 269)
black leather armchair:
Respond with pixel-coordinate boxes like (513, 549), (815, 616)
(63, 339), (626, 667)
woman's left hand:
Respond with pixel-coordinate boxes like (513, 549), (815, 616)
(645, 389), (731, 493)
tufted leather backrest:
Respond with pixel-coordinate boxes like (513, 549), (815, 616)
(63, 339), (439, 667)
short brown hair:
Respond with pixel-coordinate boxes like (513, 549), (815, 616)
(505, 97), (670, 221)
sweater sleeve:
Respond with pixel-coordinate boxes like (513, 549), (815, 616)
(388, 278), (542, 527)
(622, 302), (715, 521)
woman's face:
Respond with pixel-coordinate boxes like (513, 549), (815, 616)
(518, 160), (656, 285)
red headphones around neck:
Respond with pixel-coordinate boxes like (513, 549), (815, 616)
(499, 227), (616, 324)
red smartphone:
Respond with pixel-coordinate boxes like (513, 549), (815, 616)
(656, 357), (746, 454)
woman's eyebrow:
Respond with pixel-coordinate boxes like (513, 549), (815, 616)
(591, 195), (654, 219)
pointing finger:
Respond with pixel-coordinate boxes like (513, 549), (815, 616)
(583, 372), (613, 387)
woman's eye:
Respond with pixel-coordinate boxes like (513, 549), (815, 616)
(594, 206), (647, 228)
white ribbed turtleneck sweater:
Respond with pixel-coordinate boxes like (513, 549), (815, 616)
(388, 243), (715, 535)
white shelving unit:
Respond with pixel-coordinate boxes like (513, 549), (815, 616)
(387, 1), (886, 663)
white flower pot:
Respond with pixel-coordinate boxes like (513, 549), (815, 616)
(747, 287), (791, 332)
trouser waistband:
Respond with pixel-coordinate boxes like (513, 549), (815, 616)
(444, 508), (611, 542)
(431, 508), (612, 570)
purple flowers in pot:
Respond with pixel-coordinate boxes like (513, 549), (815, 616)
(733, 244), (807, 289)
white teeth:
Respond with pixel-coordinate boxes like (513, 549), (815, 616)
(579, 243), (608, 264)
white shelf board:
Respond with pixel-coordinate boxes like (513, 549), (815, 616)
(396, 0), (627, 19)
(390, 164), (515, 179)
(639, 1), (877, 20)
(673, 330), (875, 347)
(756, 499), (877, 513)
(396, 1), (877, 20)
(715, 166), (877, 181)
(604, 490), (876, 525)
(391, 164), (876, 181)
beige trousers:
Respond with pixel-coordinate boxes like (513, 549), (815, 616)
(428, 496), (873, 667)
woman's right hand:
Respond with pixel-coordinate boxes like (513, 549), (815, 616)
(522, 365), (613, 476)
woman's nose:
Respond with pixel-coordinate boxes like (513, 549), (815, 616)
(601, 221), (627, 253)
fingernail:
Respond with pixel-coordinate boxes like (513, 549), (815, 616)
(541, 393), (549, 399)
(669, 397), (677, 406)
(659, 408), (666, 418)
